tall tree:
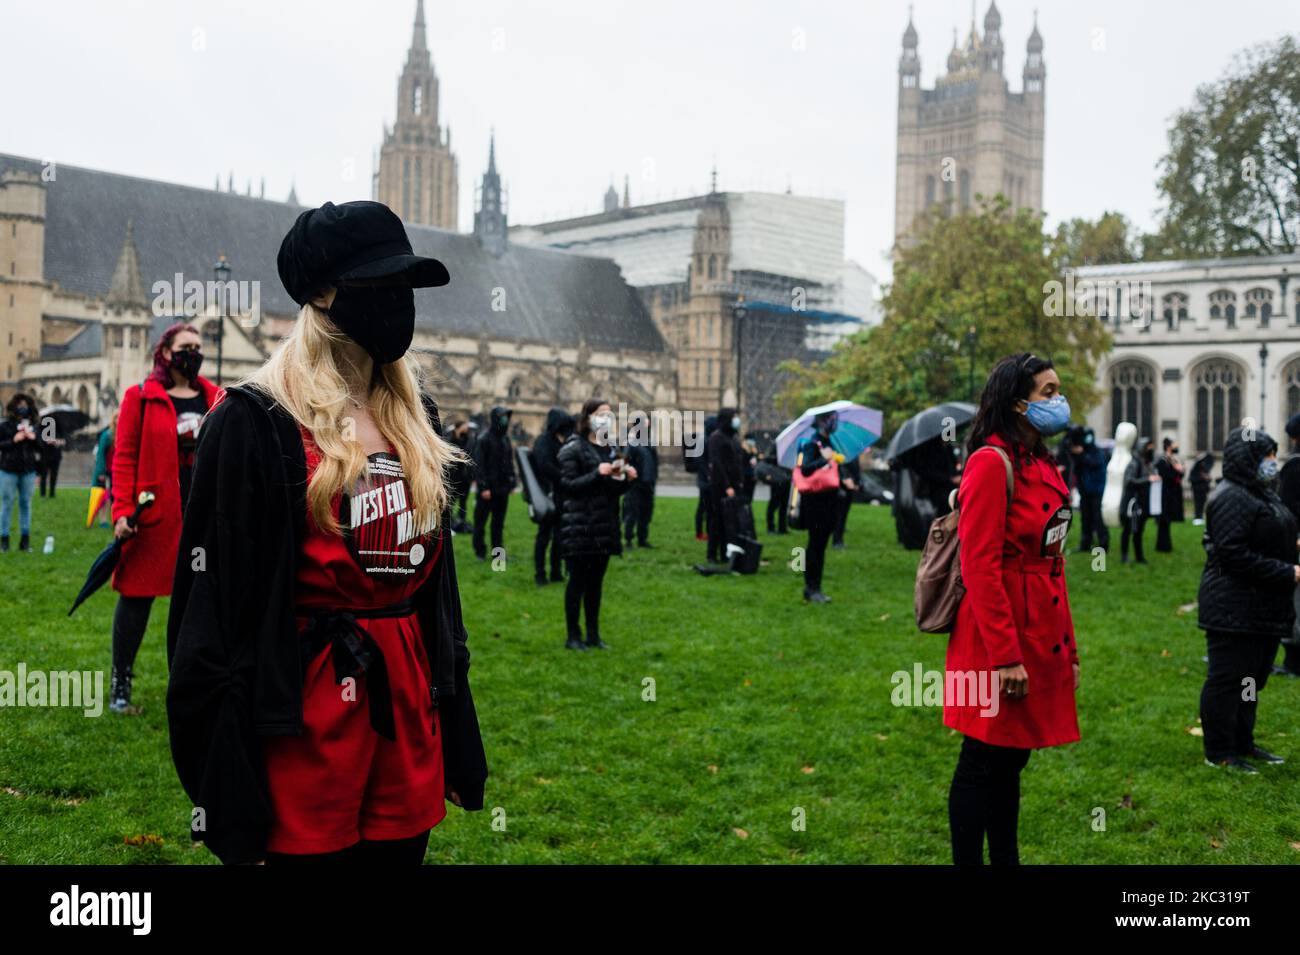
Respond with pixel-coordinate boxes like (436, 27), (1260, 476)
(779, 197), (1112, 436)
(1052, 211), (1135, 268)
(1147, 35), (1300, 259)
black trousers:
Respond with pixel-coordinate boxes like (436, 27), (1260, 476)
(1078, 491), (1108, 550)
(265, 829), (430, 865)
(39, 461), (60, 497)
(1121, 512), (1146, 561)
(706, 491), (726, 563)
(565, 553), (610, 640)
(949, 735), (1032, 865)
(533, 512), (562, 580)
(766, 481), (790, 533)
(623, 482), (655, 544)
(112, 595), (154, 675)
(1193, 484), (1209, 521)
(1155, 516), (1173, 552)
(802, 494), (836, 593)
(472, 492), (509, 558)
(695, 487), (709, 537)
(1200, 629), (1283, 763)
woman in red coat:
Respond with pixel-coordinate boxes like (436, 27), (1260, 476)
(109, 322), (222, 713)
(945, 353), (1079, 865)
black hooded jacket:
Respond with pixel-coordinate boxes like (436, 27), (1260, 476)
(165, 385), (488, 864)
(1198, 428), (1297, 636)
(0, 398), (40, 474)
(707, 407), (743, 494)
(473, 405), (516, 495)
(532, 407), (573, 496)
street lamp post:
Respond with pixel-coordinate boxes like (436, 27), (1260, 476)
(1260, 341), (1270, 431)
(965, 325), (978, 402)
(732, 295), (748, 420)
(213, 254), (231, 386)
(554, 357), (563, 404)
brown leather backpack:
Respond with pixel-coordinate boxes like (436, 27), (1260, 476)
(914, 446), (1013, 634)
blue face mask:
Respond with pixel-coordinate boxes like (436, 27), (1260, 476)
(1258, 458), (1280, 485)
(1024, 395), (1071, 436)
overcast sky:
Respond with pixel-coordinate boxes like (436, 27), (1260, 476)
(5, 0), (1299, 281)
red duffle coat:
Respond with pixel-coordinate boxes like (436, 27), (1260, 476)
(111, 374), (223, 597)
(944, 433), (1080, 749)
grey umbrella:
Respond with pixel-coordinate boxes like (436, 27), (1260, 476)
(885, 402), (977, 461)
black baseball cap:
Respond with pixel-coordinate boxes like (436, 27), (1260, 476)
(276, 200), (450, 306)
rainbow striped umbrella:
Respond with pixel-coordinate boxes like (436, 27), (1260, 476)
(775, 401), (884, 469)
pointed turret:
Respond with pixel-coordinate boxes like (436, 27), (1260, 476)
(106, 219), (147, 309)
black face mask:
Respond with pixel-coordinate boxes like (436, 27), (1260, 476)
(1142, 447), (1155, 462)
(170, 349), (203, 382)
(12, 405), (31, 419)
(326, 285), (415, 365)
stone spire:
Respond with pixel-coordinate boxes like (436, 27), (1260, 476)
(603, 181), (619, 213)
(473, 129), (507, 256)
(622, 174), (630, 209)
(106, 219), (147, 309)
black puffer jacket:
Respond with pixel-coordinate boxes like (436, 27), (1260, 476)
(557, 436), (630, 557)
(1198, 428), (1297, 636)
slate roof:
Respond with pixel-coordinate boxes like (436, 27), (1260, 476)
(1, 153), (665, 354)
(38, 320), (102, 360)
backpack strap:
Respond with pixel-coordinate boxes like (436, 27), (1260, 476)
(959, 445), (1014, 508)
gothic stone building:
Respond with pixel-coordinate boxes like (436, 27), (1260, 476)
(0, 150), (673, 440)
(895, 2), (1044, 241)
(1076, 252), (1300, 460)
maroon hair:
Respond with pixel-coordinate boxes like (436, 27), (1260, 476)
(149, 322), (200, 385)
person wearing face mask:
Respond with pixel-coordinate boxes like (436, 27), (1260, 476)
(1196, 427), (1299, 773)
(945, 354), (1080, 866)
(796, 410), (847, 603)
(706, 408), (744, 565)
(107, 322), (222, 713)
(167, 200), (487, 863)
(1155, 437), (1185, 553)
(444, 420), (476, 534)
(1277, 414), (1300, 677)
(471, 405), (516, 562)
(533, 407), (575, 583)
(1120, 436), (1159, 564)
(557, 399), (636, 650)
(0, 393), (41, 553)
(1069, 427), (1108, 553)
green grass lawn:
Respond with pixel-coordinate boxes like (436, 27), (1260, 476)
(1, 488), (1298, 864)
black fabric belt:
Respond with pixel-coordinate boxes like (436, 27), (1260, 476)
(297, 597), (418, 742)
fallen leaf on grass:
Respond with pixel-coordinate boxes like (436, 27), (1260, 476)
(801, 766), (815, 774)
(875, 733), (889, 741)
(1187, 726), (1204, 737)
(1176, 602), (1197, 616)
(123, 834), (164, 847)
(1161, 649), (1171, 658)
(1290, 842), (1300, 852)
(707, 765), (718, 775)
(1118, 794), (1133, 809)
(733, 828), (749, 839)
(3, 787), (24, 799)
(1209, 838), (1223, 849)
(878, 613), (891, 622)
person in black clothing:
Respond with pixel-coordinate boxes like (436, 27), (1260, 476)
(761, 448), (792, 534)
(1155, 437), (1185, 553)
(444, 420), (475, 534)
(706, 407), (744, 563)
(1120, 435), (1158, 563)
(694, 414), (716, 542)
(1190, 452), (1215, 524)
(1069, 427), (1109, 552)
(798, 411), (844, 603)
(1197, 427), (1299, 772)
(558, 398), (636, 650)
(623, 439), (658, 547)
(1277, 413), (1300, 677)
(0, 393), (41, 553)
(38, 427), (64, 497)
(532, 407), (574, 584)
(472, 405), (516, 560)
(831, 454), (861, 549)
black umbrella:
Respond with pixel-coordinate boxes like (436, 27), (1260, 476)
(885, 402), (977, 461)
(67, 492), (155, 616)
(38, 404), (91, 437)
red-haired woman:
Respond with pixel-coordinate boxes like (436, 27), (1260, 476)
(109, 322), (222, 713)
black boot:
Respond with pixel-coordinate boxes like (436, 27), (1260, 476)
(0, 537), (8, 553)
(109, 667), (134, 713)
(18, 534), (30, 553)
(585, 634), (609, 650)
(565, 634), (587, 651)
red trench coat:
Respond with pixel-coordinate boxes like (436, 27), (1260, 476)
(944, 433), (1080, 749)
(111, 375), (223, 597)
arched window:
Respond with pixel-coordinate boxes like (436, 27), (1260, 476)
(1161, 291), (1188, 331)
(1109, 361), (1156, 439)
(1244, 287), (1274, 328)
(707, 255), (717, 279)
(506, 377), (522, 400)
(412, 84), (423, 116)
(1192, 358), (1245, 453)
(1285, 358), (1300, 428)
(51, 386), (64, 405)
(1209, 289), (1236, 329)
(76, 385), (91, 415)
(202, 319), (221, 349)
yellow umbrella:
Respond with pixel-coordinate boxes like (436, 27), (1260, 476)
(85, 486), (107, 528)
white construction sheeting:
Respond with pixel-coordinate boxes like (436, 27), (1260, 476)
(513, 209), (700, 287)
(725, 193), (845, 287)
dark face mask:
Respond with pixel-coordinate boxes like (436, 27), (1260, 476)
(326, 285), (415, 365)
(12, 404), (30, 418)
(1142, 446), (1154, 462)
(170, 349), (203, 382)
(493, 414), (510, 434)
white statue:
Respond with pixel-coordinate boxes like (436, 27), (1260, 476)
(1102, 421), (1137, 528)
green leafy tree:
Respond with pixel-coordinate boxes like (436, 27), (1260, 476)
(1052, 211), (1136, 268)
(1145, 35), (1300, 259)
(779, 196), (1112, 436)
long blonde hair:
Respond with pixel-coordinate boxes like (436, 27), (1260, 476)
(243, 303), (463, 535)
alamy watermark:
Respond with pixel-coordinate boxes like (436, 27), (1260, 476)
(0, 665), (104, 717)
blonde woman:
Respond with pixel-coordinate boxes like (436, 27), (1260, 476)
(166, 201), (487, 864)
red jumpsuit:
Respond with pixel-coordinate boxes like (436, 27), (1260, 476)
(263, 429), (447, 855)
(944, 433), (1080, 750)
